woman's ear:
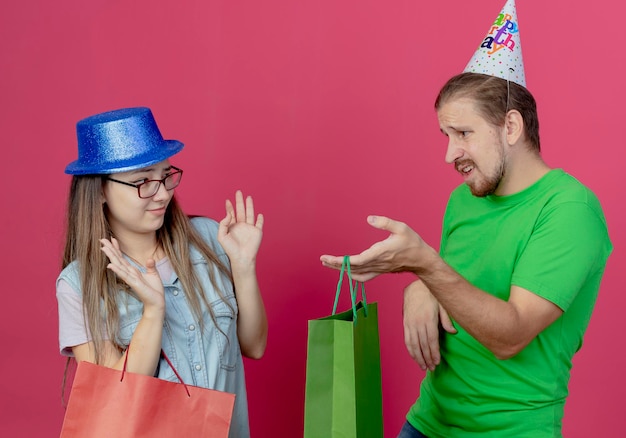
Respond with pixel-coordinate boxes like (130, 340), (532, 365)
(505, 109), (524, 145)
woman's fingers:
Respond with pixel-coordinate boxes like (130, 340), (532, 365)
(255, 213), (264, 230)
(235, 190), (245, 222)
(226, 191), (262, 227)
(225, 199), (235, 220)
(245, 195), (255, 224)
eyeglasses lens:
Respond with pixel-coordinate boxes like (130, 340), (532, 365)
(138, 171), (182, 198)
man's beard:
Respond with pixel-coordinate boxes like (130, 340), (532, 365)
(463, 151), (506, 197)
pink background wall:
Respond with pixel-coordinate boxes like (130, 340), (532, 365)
(1, 0), (624, 436)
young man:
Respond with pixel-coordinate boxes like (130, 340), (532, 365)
(321, 1), (612, 436)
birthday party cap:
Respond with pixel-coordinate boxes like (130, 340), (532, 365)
(463, 0), (526, 87)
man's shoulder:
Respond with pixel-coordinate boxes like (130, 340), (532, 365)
(542, 170), (604, 213)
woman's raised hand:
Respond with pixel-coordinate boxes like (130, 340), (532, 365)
(100, 237), (165, 311)
(218, 190), (264, 270)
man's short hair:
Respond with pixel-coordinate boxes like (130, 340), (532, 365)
(435, 73), (540, 151)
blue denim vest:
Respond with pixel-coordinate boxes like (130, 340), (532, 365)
(58, 217), (249, 437)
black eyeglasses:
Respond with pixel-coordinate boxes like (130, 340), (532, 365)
(106, 166), (183, 198)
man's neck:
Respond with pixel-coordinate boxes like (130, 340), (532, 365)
(495, 150), (551, 196)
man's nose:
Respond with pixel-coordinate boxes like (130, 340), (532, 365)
(445, 138), (464, 164)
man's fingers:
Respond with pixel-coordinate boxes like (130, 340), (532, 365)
(320, 255), (344, 267)
(350, 272), (379, 282)
(367, 215), (405, 233)
(440, 307), (458, 334)
(417, 325), (440, 370)
(404, 328), (426, 370)
(427, 326), (442, 367)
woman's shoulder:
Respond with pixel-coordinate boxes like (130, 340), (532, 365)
(189, 216), (219, 238)
(56, 260), (81, 293)
(188, 216), (225, 255)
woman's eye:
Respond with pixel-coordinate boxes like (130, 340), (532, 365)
(132, 178), (148, 185)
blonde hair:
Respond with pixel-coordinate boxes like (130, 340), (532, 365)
(62, 175), (233, 364)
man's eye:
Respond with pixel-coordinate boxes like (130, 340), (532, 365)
(132, 178), (148, 185)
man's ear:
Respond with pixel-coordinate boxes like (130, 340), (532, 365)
(505, 109), (524, 145)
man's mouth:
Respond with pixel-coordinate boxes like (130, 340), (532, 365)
(456, 161), (475, 177)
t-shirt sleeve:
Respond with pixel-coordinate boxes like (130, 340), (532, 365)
(511, 200), (611, 311)
(56, 278), (90, 356)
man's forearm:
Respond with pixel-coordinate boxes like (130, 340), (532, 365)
(415, 250), (528, 359)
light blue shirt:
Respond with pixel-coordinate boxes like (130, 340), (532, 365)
(57, 217), (249, 437)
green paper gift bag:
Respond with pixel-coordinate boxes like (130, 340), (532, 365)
(304, 256), (383, 437)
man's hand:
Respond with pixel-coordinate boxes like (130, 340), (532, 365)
(320, 215), (434, 281)
(403, 280), (456, 370)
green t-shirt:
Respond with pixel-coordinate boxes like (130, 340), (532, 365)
(408, 169), (612, 437)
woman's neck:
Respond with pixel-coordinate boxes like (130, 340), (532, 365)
(112, 231), (162, 267)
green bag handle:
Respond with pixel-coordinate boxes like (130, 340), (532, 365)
(332, 256), (369, 322)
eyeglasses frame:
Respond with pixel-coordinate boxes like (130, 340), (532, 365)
(106, 166), (183, 199)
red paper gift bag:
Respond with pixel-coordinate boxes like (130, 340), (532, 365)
(60, 352), (235, 438)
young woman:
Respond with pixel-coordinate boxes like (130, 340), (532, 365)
(57, 107), (267, 437)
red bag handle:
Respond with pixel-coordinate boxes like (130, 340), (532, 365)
(121, 348), (191, 397)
